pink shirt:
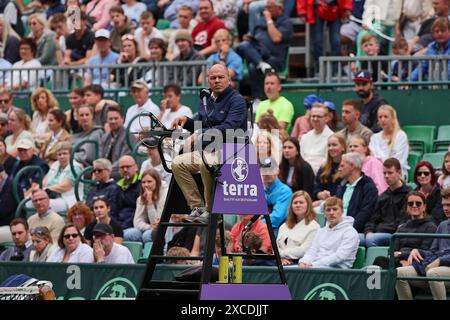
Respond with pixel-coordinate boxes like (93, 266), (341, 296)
(363, 155), (389, 195)
(86, 0), (115, 31)
(291, 116), (312, 141)
(230, 219), (272, 253)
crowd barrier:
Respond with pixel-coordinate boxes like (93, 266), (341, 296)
(0, 262), (396, 300)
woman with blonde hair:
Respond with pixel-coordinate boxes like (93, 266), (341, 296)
(30, 87), (59, 146)
(0, 15), (20, 63)
(313, 133), (346, 203)
(256, 129), (282, 166)
(29, 226), (58, 262)
(5, 107), (34, 157)
(28, 13), (57, 66)
(348, 134), (388, 195)
(369, 105), (409, 179)
(276, 191), (320, 265)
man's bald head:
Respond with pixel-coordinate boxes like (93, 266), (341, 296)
(118, 155), (138, 180)
(208, 64), (231, 94)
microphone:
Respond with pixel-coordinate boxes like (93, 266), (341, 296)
(244, 215), (261, 231)
(199, 88), (211, 107)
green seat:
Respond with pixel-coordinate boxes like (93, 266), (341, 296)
(123, 241), (143, 264)
(407, 152), (422, 182)
(138, 242), (153, 264)
(316, 213), (326, 227)
(352, 246), (366, 269)
(0, 242), (15, 248)
(403, 125), (436, 154)
(432, 125), (450, 152)
(365, 246), (389, 266)
(156, 19), (171, 30)
(421, 152), (446, 170)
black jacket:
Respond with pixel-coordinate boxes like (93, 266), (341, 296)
(281, 160), (315, 195)
(415, 185), (445, 226)
(336, 174), (378, 233)
(365, 183), (411, 234)
(313, 162), (342, 200)
(0, 178), (17, 226)
(86, 179), (121, 217)
(395, 217), (437, 260)
(360, 93), (387, 133)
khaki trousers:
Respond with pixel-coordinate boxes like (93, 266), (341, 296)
(172, 151), (219, 213)
(396, 265), (450, 300)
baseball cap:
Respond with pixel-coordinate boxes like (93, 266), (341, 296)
(324, 101), (336, 111)
(353, 70), (373, 82)
(131, 79), (148, 90)
(175, 29), (193, 44)
(93, 223), (113, 235)
(303, 94), (324, 110)
(0, 112), (7, 123)
(95, 29), (110, 40)
(16, 139), (35, 150)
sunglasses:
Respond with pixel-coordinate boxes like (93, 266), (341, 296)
(0, 99), (10, 104)
(408, 201), (423, 207)
(93, 168), (105, 173)
(31, 226), (48, 236)
(92, 195), (107, 201)
(121, 34), (135, 41)
(63, 233), (79, 240)
(416, 171), (431, 177)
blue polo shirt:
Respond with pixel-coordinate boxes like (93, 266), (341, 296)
(87, 50), (119, 86)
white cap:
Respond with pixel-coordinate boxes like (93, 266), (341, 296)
(95, 29), (110, 39)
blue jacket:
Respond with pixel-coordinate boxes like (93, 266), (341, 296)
(411, 39), (450, 81)
(184, 86), (248, 148)
(263, 178), (293, 229)
(336, 174), (378, 233)
(86, 179), (121, 217)
(422, 219), (450, 267)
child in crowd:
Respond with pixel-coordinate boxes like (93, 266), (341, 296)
(352, 33), (387, 82)
(241, 231), (275, 266)
(438, 151), (450, 190)
(390, 37), (412, 83)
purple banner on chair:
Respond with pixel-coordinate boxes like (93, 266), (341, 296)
(200, 284), (291, 300)
(212, 143), (269, 215)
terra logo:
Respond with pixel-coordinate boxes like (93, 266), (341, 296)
(95, 277), (137, 300)
(231, 157), (248, 182)
(304, 283), (349, 300)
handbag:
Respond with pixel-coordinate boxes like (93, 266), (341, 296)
(316, 1), (340, 22)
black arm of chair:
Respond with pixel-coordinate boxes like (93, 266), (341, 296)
(70, 138), (100, 178)
(12, 165), (44, 204)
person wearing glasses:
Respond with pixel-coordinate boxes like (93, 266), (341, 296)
(84, 196), (124, 246)
(110, 6), (136, 53)
(0, 218), (32, 262)
(396, 188), (450, 300)
(111, 33), (147, 88)
(47, 224), (94, 263)
(0, 89), (16, 117)
(85, 158), (120, 216)
(92, 222), (133, 264)
(29, 226), (58, 262)
(299, 103), (334, 174)
(413, 161), (445, 225)
(27, 189), (65, 243)
(116, 155), (140, 239)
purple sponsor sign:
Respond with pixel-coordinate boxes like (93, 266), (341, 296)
(212, 143), (269, 215)
(200, 284), (292, 300)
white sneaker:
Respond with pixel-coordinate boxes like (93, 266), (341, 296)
(257, 61), (273, 73)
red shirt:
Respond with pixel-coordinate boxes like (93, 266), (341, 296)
(230, 219), (273, 253)
(191, 17), (226, 49)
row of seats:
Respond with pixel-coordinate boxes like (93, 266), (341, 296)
(353, 246), (389, 269)
(404, 125), (450, 154)
(408, 151), (447, 181)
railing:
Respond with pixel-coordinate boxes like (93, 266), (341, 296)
(389, 233), (450, 283)
(319, 55), (450, 84)
(0, 60), (212, 91)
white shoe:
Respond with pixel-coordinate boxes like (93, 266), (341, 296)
(257, 61), (273, 73)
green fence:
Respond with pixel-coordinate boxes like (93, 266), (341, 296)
(13, 87), (450, 127)
(0, 262), (395, 300)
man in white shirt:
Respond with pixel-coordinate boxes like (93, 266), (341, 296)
(124, 79), (160, 134)
(134, 11), (165, 60)
(300, 103), (334, 174)
(92, 223), (135, 264)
